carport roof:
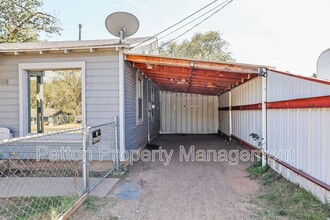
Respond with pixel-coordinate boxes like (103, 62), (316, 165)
(125, 54), (268, 95)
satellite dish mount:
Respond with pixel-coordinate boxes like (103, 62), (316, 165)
(105, 12), (139, 44)
(119, 28), (125, 43)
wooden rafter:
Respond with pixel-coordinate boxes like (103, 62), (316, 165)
(126, 54), (260, 73)
(125, 53), (264, 95)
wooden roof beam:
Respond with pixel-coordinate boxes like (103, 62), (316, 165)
(194, 69), (253, 79)
(160, 86), (220, 95)
(149, 77), (232, 88)
(126, 54), (261, 73)
(132, 62), (257, 75)
(143, 70), (245, 84)
(134, 63), (189, 73)
(142, 70), (190, 77)
(136, 65), (254, 82)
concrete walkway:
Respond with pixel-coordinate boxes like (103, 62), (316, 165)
(0, 177), (119, 197)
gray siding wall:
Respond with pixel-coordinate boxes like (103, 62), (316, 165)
(124, 62), (160, 151)
(0, 59), (19, 136)
(0, 51), (120, 139)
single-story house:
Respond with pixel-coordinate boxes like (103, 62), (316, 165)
(0, 37), (329, 202)
(0, 37), (160, 155)
(30, 108), (67, 126)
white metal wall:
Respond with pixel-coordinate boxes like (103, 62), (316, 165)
(160, 91), (218, 134)
(232, 77), (262, 146)
(219, 111), (230, 136)
(267, 108), (330, 186)
(219, 91), (229, 107)
(266, 70), (330, 189)
(219, 71), (330, 202)
(267, 71), (330, 101)
(268, 157), (330, 203)
(232, 110), (262, 146)
(219, 91), (230, 135)
(231, 76), (262, 106)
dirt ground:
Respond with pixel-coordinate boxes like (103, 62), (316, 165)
(71, 135), (260, 220)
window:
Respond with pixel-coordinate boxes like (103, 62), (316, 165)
(19, 62), (85, 135)
(28, 70), (82, 133)
(150, 85), (155, 121)
(136, 73), (143, 124)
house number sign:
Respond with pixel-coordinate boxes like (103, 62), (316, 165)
(0, 78), (9, 86)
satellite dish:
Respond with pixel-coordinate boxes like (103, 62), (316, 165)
(105, 12), (139, 44)
(317, 48), (330, 80)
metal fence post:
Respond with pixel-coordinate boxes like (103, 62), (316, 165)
(82, 125), (90, 193)
(114, 116), (120, 170)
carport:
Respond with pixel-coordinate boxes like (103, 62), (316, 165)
(125, 53), (330, 203)
(125, 54), (265, 134)
(126, 54), (261, 95)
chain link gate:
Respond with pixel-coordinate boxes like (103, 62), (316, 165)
(0, 116), (119, 220)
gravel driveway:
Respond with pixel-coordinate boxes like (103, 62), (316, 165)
(72, 134), (260, 220)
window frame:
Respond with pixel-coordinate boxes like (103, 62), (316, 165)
(19, 62), (86, 136)
(136, 72), (144, 125)
(150, 84), (155, 122)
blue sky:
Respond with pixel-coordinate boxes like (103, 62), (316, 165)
(42, 0), (330, 76)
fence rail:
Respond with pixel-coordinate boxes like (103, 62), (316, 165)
(0, 116), (119, 220)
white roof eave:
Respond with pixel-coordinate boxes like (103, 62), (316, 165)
(0, 44), (133, 55)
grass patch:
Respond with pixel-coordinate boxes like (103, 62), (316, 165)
(248, 160), (330, 219)
(77, 196), (119, 219)
(0, 196), (78, 220)
(247, 160), (269, 179)
(110, 167), (129, 179)
(83, 196), (100, 212)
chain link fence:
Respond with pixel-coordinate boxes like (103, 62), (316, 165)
(0, 117), (119, 220)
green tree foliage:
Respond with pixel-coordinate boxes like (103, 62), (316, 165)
(160, 31), (235, 62)
(44, 70), (82, 120)
(29, 70), (82, 120)
(0, 0), (62, 43)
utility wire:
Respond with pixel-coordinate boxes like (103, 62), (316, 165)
(157, 0), (230, 42)
(154, 0), (233, 53)
(131, 0), (218, 49)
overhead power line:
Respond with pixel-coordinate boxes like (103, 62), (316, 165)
(157, 0), (230, 42)
(131, 0), (218, 49)
(155, 0), (233, 52)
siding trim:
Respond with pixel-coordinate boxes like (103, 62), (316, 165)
(119, 50), (126, 160)
(18, 62), (86, 136)
(267, 95), (330, 109)
(219, 95), (330, 111)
